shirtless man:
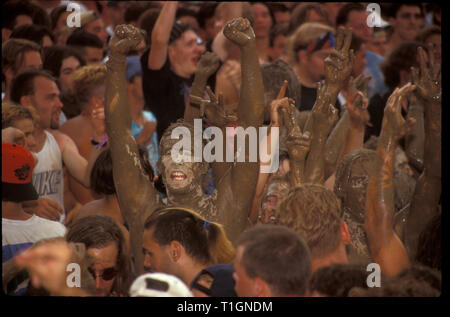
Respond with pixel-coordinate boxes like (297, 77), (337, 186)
(105, 19), (265, 274)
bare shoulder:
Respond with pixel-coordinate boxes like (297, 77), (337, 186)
(49, 129), (77, 152)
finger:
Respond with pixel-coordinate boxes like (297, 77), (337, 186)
(335, 26), (344, 51)
(342, 28), (353, 54)
(328, 50), (346, 61)
(349, 49), (355, 66)
(427, 42), (435, 68)
(277, 80), (288, 99)
(410, 66), (419, 85)
(46, 199), (64, 215)
(205, 86), (216, 102)
(418, 47), (427, 77)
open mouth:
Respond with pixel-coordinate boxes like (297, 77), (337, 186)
(170, 170), (187, 181)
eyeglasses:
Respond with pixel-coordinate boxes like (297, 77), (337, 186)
(88, 267), (118, 281)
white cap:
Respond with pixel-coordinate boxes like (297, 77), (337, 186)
(129, 273), (193, 297)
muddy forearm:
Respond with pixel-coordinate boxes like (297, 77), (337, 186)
(405, 103), (425, 173)
(405, 98), (441, 257)
(324, 111), (350, 178)
(365, 130), (396, 256)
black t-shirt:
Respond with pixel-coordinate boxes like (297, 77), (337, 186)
(141, 49), (194, 142)
(299, 84), (317, 112)
(299, 84), (342, 115)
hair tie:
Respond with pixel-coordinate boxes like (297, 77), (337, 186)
(203, 220), (210, 227)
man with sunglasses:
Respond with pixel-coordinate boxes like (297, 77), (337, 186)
(287, 22), (336, 112)
(66, 215), (131, 297)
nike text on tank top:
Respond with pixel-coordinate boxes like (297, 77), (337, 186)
(32, 130), (65, 223)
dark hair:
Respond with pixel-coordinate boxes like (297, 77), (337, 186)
(336, 3), (365, 27)
(269, 22), (289, 47)
(169, 21), (195, 45)
(261, 59), (302, 113)
(383, 3), (424, 19)
(2, 38), (41, 75)
(196, 3), (218, 29)
(309, 263), (369, 296)
(10, 69), (56, 104)
(66, 215), (131, 296)
(90, 145), (155, 196)
(50, 5), (69, 31)
(415, 212), (441, 271)
(66, 29), (104, 49)
(144, 207), (235, 265)
(42, 45), (86, 78)
(2, 0), (34, 30)
(381, 41), (423, 90)
(349, 33), (365, 53)
(415, 25), (441, 43)
(289, 3), (329, 34)
(124, 2), (150, 24)
(27, 1), (52, 29)
(138, 8), (161, 45)
(176, 7), (198, 21)
(237, 224), (311, 296)
(10, 24), (54, 47)
(349, 264), (441, 297)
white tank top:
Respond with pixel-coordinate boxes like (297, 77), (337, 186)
(32, 130), (65, 223)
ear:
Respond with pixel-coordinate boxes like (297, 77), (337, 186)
(341, 221), (351, 245)
(4, 66), (14, 82)
(168, 240), (183, 263)
(20, 95), (32, 107)
(254, 277), (270, 297)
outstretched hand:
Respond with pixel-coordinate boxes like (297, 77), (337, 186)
(346, 74), (371, 128)
(311, 82), (339, 137)
(411, 45), (441, 103)
(223, 17), (255, 46)
(109, 24), (142, 56)
(324, 27), (355, 86)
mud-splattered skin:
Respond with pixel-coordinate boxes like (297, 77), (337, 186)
(303, 28), (354, 184)
(259, 178), (290, 224)
(365, 83), (416, 277)
(404, 46), (441, 258)
(105, 21), (264, 273)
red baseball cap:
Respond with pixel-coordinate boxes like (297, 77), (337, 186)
(2, 143), (38, 202)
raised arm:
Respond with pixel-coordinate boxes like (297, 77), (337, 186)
(218, 17), (265, 242)
(304, 82), (339, 184)
(148, 1), (178, 70)
(404, 94), (424, 174)
(365, 83), (415, 277)
(304, 27), (354, 184)
(105, 25), (163, 273)
(405, 46), (441, 257)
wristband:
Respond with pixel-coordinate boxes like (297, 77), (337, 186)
(91, 135), (108, 149)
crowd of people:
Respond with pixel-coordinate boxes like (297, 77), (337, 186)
(2, 1), (441, 298)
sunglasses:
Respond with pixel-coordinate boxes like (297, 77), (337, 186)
(88, 267), (118, 281)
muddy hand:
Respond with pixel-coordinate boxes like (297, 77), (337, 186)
(109, 24), (141, 56)
(223, 17), (255, 46)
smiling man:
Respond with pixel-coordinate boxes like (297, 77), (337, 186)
(142, 1), (206, 142)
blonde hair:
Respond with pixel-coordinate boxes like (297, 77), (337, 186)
(72, 65), (106, 110)
(2, 103), (40, 128)
(275, 184), (342, 258)
(287, 22), (334, 64)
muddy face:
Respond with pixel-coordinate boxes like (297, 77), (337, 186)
(343, 158), (372, 224)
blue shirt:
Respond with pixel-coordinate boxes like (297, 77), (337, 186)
(131, 110), (159, 174)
